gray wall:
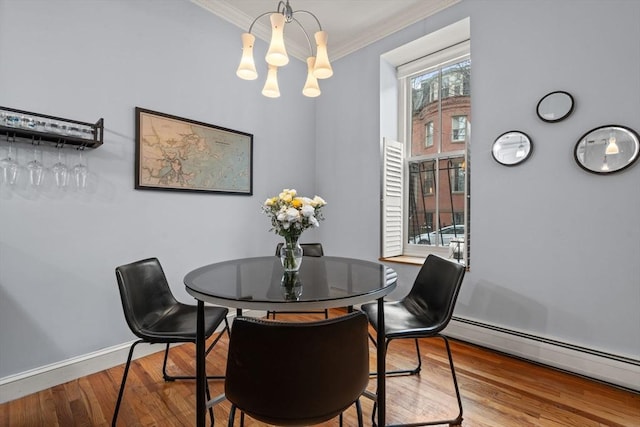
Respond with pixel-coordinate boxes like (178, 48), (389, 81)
(1, 0), (638, 382)
(0, 0), (319, 378)
(316, 0), (639, 359)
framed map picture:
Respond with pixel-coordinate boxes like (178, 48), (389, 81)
(135, 107), (253, 195)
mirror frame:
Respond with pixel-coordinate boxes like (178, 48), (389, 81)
(491, 131), (533, 166)
(536, 91), (574, 123)
(574, 125), (640, 175)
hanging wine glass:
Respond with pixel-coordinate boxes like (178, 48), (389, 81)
(73, 148), (88, 189)
(0, 141), (19, 185)
(26, 143), (44, 187)
(52, 145), (68, 188)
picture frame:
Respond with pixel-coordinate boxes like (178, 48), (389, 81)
(135, 107), (253, 195)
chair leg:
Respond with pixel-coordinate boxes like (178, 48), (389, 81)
(112, 339), (143, 427)
(384, 338), (422, 376)
(162, 343), (174, 381)
(205, 380), (214, 427)
(228, 405), (236, 427)
(339, 412), (343, 426)
(369, 337), (421, 377)
(442, 336), (463, 426)
(163, 321), (230, 381)
(355, 398), (364, 427)
(371, 336), (464, 427)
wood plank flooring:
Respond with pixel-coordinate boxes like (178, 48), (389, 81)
(1, 310), (638, 426)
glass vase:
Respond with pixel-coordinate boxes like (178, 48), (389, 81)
(280, 239), (303, 272)
(281, 272), (303, 300)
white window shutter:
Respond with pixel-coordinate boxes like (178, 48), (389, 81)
(382, 138), (404, 257)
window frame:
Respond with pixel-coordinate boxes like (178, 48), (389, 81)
(398, 46), (470, 262)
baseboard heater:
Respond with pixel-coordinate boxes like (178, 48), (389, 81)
(446, 315), (639, 392)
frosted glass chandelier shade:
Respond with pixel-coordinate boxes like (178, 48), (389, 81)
(302, 57), (321, 97)
(262, 65), (281, 98)
(313, 31), (333, 79)
(265, 13), (289, 67)
(236, 33), (258, 80)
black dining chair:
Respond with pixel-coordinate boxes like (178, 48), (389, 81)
(225, 311), (370, 426)
(113, 257), (230, 427)
(360, 254), (466, 427)
(268, 242), (329, 319)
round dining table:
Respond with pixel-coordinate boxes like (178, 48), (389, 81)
(184, 255), (398, 427)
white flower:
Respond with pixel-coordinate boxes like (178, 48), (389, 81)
(301, 204), (315, 217)
(285, 207), (300, 222)
(309, 216), (319, 227)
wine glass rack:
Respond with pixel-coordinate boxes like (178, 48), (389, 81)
(0, 106), (103, 149)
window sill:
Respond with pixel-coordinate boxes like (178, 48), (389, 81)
(379, 255), (426, 266)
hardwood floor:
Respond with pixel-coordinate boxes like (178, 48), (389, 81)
(1, 310), (638, 426)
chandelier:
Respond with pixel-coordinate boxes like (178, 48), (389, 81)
(236, 0), (333, 98)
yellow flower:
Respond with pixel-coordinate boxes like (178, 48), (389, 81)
(279, 189), (296, 203)
(292, 198), (303, 208)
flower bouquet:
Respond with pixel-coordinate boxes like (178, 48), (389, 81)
(262, 188), (326, 271)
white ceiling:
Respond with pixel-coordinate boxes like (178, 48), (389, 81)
(191, 0), (460, 61)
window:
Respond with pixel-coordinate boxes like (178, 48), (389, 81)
(449, 157), (465, 192)
(382, 34), (470, 265)
(451, 116), (467, 142)
(425, 121), (434, 147)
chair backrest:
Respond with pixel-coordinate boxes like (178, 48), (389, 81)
(225, 311), (369, 426)
(404, 254), (466, 334)
(274, 242), (324, 257)
(115, 257), (179, 340)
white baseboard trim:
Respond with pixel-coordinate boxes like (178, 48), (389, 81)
(0, 311), (253, 405)
(0, 341), (165, 404)
(445, 317), (640, 392)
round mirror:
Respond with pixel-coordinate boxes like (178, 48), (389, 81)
(536, 91), (574, 122)
(574, 125), (640, 174)
(492, 131), (533, 166)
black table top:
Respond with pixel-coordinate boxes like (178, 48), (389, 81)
(184, 256), (397, 311)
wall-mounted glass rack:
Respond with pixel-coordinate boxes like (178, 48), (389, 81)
(0, 106), (103, 149)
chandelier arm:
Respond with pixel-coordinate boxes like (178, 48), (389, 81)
(290, 17), (314, 57)
(292, 10), (323, 31)
(247, 11), (276, 34)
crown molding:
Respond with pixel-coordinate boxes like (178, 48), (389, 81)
(330, 0), (461, 60)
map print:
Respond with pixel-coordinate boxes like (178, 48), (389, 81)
(138, 111), (251, 193)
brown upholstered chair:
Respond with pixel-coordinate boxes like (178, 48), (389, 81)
(225, 311), (370, 426)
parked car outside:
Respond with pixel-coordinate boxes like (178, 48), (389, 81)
(409, 225), (465, 246)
